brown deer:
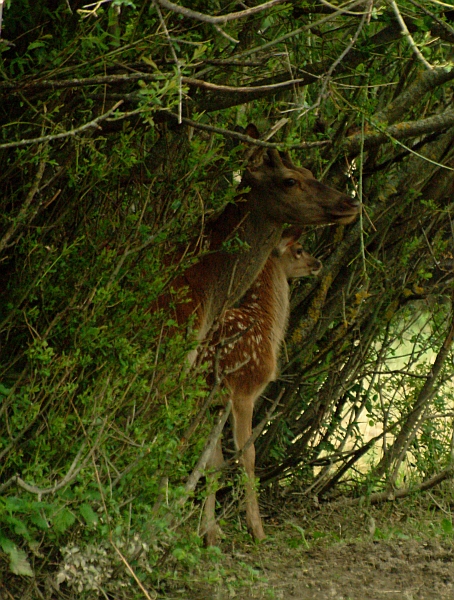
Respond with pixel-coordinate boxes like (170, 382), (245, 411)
(160, 142), (358, 360)
(201, 232), (322, 546)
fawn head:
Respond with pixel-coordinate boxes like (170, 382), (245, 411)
(276, 230), (322, 278)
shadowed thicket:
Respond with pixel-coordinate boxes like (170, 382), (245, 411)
(0, 0), (454, 595)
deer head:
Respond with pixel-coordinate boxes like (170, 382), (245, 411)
(242, 149), (359, 226)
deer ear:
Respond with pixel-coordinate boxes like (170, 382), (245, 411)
(264, 149), (285, 169)
(280, 151), (295, 168)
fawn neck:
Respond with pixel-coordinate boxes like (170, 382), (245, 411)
(239, 249), (290, 353)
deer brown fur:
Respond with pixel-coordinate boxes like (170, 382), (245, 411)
(201, 234), (322, 545)
(160, 145), (358, 358)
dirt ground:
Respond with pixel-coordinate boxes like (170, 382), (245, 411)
(238, 538), (454, 599)
(186, 539), (454, 600)
(2, 495), (454, 599)
(185, 497), (454, 600)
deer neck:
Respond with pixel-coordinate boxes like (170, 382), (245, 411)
(196, 196), (285, 334)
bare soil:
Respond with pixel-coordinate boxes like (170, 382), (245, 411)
(185, 497), (454, 600)
(2, 495), (454, 599)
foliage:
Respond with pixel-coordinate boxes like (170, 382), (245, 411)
(1, 0), (454, 596)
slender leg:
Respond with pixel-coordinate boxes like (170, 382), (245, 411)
(201, 437), (224, 546)
(232, 397), (266, 541)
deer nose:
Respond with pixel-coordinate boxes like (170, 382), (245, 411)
(344, 196), (360, 209)
(312, 260), (323, 274)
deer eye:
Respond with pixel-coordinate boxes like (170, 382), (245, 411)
(284, 178), (297, 187)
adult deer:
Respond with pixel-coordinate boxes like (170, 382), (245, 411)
(161, 140), (358, 358)
(201, 232), (322, 546)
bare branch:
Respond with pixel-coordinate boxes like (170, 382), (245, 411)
(0, 159), (46, 254)
(178, 401), (232, 505)
(389, 0), (433, 70)
(338, 463), (454, 506)
(0, 101), (123, 149)
(155, 0), (286, 24)
(167, 112), (330, 149)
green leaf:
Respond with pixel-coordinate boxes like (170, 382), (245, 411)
(441, 518), (453, 534)
(79, 503), (99, 526)
(52, 508), (76, 533)
(0, 383), (11, 396)
(9, 547), (34, 577)
(0, 537), (34, 577)
(30, 513), (50, 530)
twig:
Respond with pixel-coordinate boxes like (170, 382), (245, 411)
(155, 0), (286, 24)
(214, 25), (239, 44)
(178, 400), (232, 503)
(110, 538), (157, 600)
(0, 159), (46, 253)
(167, 112), (331, 149)
(318, 0), (372, 15)
(389, 0), (433, 70)
(299, 0), (372, 119)
(0, 101), (123, 149)
(153, 0), (183, 123)
(0, 422), (106, 495)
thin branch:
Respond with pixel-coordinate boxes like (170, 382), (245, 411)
(110, 538), (157, 600)
(155, 0), (286, 24)
(337, 463), (454, 506)
(0, 422), (106, 496)
(0, 159), (46, 254)
(299, 0), (372, 120)
(0, 72), (312, 97)
(318, 0), (371, 14)
(407, 0), (454, 41)
(178, 400), (232, 504)
(389, 0), (433, 70)
(167, 112), (331, 149)
(153, 0), (183, 123)
(0, 101), (123, 149)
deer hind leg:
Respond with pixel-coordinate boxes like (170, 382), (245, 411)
(232, 396), (266, 541)
(201, 436), (224, 546)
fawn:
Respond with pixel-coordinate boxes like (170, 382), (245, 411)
(201, 232), (322, 545)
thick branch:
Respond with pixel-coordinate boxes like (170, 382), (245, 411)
(343, 109), (454, 156)
(374, 68), (454, 126)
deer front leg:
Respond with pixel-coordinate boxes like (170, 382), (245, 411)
(233, 397), (266, 541)
(201, 437), (224, 546)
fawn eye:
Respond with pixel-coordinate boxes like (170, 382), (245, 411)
(284, 178), (297, 187)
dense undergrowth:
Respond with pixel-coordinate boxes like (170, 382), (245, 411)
(1, 0), (454, 597)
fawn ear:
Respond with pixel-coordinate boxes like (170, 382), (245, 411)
(281, 226), (303, 245)
(277, 227), (301, 254)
